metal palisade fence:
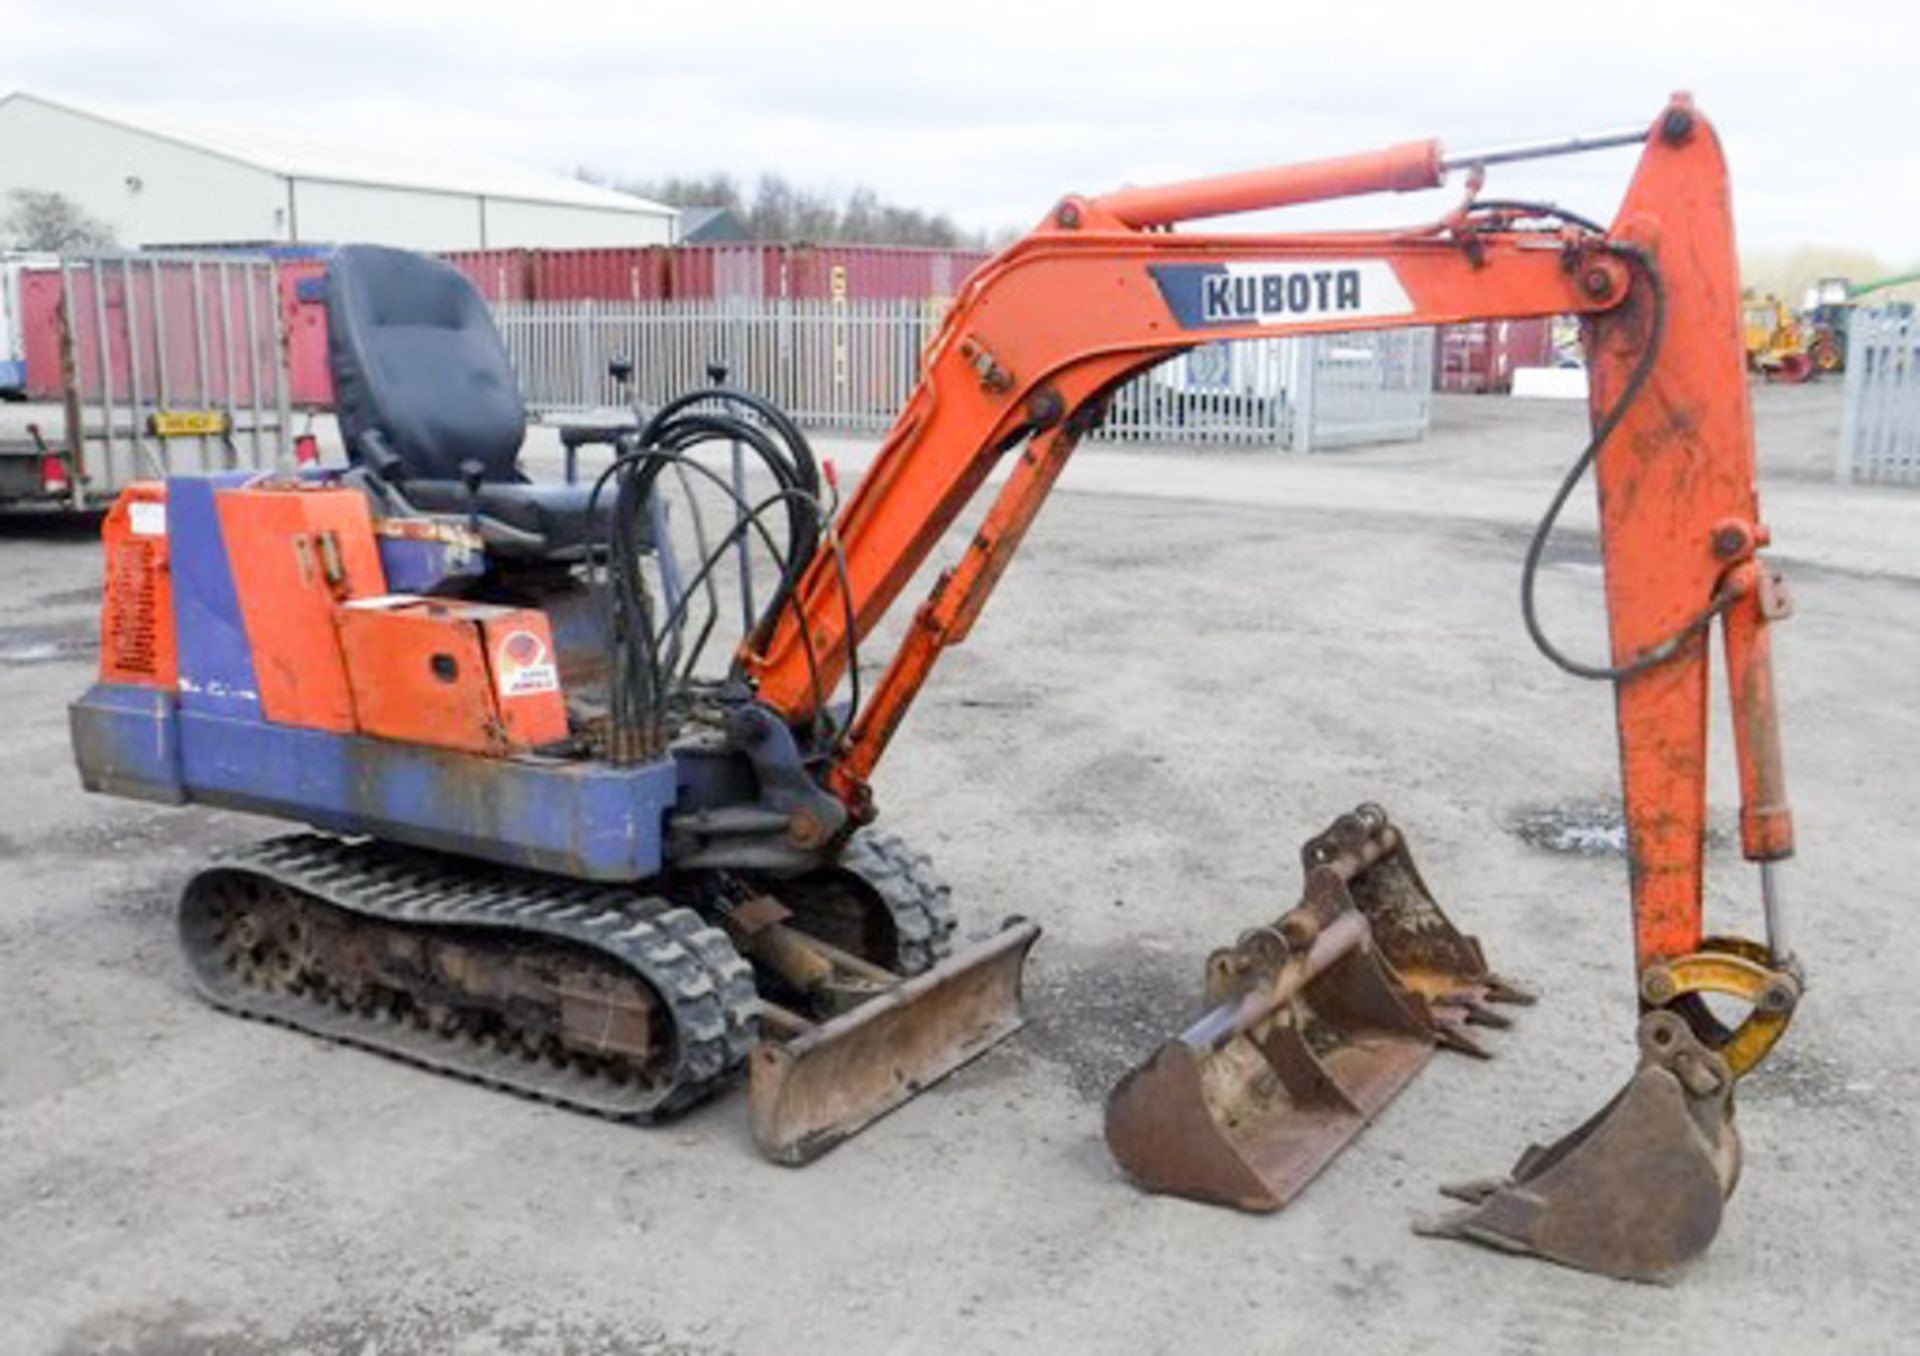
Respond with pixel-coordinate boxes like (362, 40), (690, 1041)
(1839, 309), (1920, 483)
(493, 298), (1432, 452)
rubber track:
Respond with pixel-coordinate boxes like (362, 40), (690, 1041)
(179, 834), (761, 1119)
(832, 832), (959, 975)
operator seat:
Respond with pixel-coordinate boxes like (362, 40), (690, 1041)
(326, 244), (608, 560)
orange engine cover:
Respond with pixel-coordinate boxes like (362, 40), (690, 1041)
(217, 484), (386, 732)
(335, 597), (570, 755)
(98, 483), (177, 689)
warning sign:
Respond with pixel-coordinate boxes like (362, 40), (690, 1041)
(495, 629), (559, 697)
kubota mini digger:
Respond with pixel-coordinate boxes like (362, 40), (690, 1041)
(72, 93), (1799, 1282)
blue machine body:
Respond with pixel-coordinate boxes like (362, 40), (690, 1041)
(70, 473), (681, 882)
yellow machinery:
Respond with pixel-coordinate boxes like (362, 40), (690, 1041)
(1742, 292), (1817, 382)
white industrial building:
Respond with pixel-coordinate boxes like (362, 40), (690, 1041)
(0, 91), (677, 251)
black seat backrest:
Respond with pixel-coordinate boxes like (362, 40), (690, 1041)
(326, 245), (525, 483)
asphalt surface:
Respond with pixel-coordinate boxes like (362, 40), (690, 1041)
(1, 385), (1914, 1354)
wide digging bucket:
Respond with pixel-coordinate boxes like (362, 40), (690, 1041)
(1105, 804), (1527, 1211)
(1417, 1009), (1743, 1282)
(749, 919), (1040, 1165)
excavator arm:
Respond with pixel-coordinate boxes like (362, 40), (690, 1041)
(749, 95), (1790, 974)
(740, 94), (1802, 1279)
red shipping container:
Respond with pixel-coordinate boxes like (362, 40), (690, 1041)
(442, 249), (535, 302)
(20, 268), (63, 398)
(783, 244), (988, 301)
(664, 245), (781, 301)
(526, 247), (670, 302)
(23, 260), (286, 407)
(280, 260), (331, 406)
(517, 243), (990, 304)
(1434, 318), (1555, 393)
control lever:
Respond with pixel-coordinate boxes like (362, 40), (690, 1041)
(459, 458), (486, 536)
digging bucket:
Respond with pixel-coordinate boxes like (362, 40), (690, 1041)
(1416, 1009), (1742, 1281)
(1418, 934), (1799, 1281)
(1105, 805), (1526, 1211)
(749, 918), (1040, 1164)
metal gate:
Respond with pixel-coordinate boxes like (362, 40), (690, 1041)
(1292, 329), (1434, 451)
(42, 254), (289, 505)
(1839, 309), (1920, 484)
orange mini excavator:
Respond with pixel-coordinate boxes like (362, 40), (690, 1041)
(73, 94), (1797, 1281)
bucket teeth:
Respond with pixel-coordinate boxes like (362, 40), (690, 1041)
(1417, 1010), (1741, 1282)
(1460, 999), (1515, 1029)
(1426, 1020), (1495, 1060)
(1105, 804), (1521, 1212)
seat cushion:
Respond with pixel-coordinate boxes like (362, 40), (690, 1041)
(402, 480), (613, 558)
(326, 245), (526, 483)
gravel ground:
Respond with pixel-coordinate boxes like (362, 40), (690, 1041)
(0, 385), (1914, 1354)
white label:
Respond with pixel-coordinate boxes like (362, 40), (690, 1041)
(495, 629), (559, 698)
(128, 501), (167, 537)
(1201, 260), (1412, 326)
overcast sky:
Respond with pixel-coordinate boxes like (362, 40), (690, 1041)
(4, 0), (1916, 259)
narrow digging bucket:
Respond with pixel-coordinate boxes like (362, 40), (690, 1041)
(1312, 804), (1532, 1048)
(749, 919), (1040, 1165)
(1105, 804), (1525, 1212)
(1417, 1009), (1741, 1282)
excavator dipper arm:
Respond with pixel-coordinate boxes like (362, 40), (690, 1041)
(741, 95), (1800, 1278)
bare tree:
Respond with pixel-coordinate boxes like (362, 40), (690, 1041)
(590, 168), (996, 249)
(4, 190), (117, 251)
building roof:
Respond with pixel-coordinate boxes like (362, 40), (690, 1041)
(0, 91), (675, 218)
(679, 206), (752, 243)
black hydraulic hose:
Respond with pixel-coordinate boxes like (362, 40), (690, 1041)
(590, 443), (857, 747)
(605, 455), (664, 755)
(667, 462), (723, 681)
(1468, 198), (1608, 235)
(642, 385), (821, 498)
(623, 410), (819, 647)
(592, 418), (797, 591)
(646, 483), (861, 744)
(1518, 244), (1736, 682)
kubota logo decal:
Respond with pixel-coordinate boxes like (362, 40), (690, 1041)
(1149, 260), (1413, 329)
(496, 629), (559, 697)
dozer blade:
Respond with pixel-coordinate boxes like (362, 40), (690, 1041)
(749, 918), (1040, 1164)
(1105, 804), (1525, 1211)
(1417, 1009), (1741, 1282)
